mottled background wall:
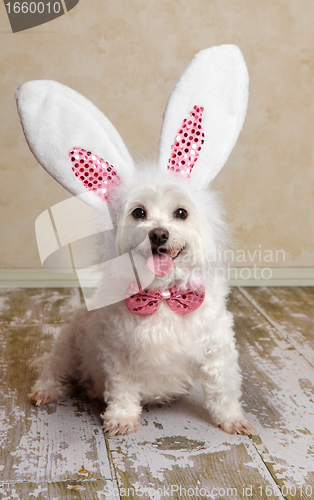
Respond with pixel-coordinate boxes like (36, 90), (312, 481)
(1, 0), (314, 269)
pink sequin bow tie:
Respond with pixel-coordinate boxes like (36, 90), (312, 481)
(125, 284), (205, 316)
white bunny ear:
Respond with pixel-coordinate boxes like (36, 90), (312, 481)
(158, 45), (249, 185)
(16, 80), (134, 207)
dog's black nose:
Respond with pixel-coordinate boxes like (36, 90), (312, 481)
(149, 228), (169, 247)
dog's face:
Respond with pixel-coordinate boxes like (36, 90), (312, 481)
(116, 182), (207, 284)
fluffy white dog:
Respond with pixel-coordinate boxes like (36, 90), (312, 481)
(16, 45), (256, 436)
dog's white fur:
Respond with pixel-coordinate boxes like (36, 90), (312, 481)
(29, 162), (255, 436)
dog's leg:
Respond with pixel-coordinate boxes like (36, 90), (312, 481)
(28, 323), (78, 406)
(101, 380), (142, 436)
(201, 335), (256, 436)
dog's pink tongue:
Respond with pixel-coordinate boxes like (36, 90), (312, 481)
(147, 253), (173, 276)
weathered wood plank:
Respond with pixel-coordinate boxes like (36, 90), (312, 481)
(3, 285), (314, 499)
(0, 323), (112, 482)
(108, 388), (283, 499)
(110, 395), (285, 499)
(0, 289), (114, 489)
(239, 286), (314, 367)
(229, 287), (314, 500)
(0, 288), (81, 326)
(0, 479), (120, 499)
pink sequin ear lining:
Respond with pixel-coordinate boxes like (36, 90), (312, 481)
(167, 105), (204, 178)
(69, 148), (120, 201)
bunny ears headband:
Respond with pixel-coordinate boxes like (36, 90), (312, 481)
(16, 45), (249, 207)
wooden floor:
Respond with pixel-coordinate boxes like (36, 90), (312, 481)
(1, 287), (314, 500)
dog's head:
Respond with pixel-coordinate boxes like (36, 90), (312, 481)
(114, 172), (221, 288)
(16, 46), (248, 291)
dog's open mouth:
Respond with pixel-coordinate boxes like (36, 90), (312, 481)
(146, 246), (184, 276)
(135, 237), (185, 276)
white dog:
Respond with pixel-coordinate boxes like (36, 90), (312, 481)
(16, 45), (256, 436)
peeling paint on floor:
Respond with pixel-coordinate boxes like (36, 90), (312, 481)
(1, 287), (314, 499)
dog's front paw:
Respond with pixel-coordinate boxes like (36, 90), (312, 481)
(101, 413), (140, 437)
(29, 388), (58, 406)
(218, 418), (256, 436)
(28, 378), (64, 406)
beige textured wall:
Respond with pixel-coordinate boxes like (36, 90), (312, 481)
(1, 0), (314, 269)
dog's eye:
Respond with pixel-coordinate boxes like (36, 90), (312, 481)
(132, 207), (147, 219)
(174, 208), (188, 220)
